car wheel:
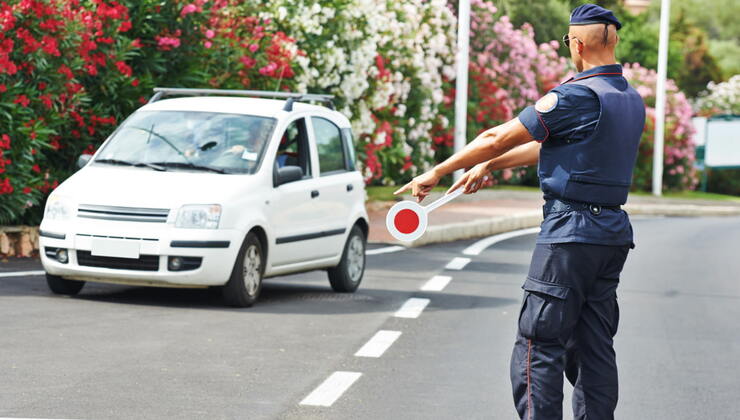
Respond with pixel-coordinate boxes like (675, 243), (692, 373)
(223, 232), (264, 307)
(46, 273), (85, 295)
(328, 225), (366, 293)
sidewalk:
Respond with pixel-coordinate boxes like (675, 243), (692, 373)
(367, 189), (740, 246)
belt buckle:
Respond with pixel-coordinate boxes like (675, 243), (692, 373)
(589, 204), (602, 215)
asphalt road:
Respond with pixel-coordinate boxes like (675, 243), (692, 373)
(1, 216), (738, 419)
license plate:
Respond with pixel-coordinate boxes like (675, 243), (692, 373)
(90, 238), (140, 259)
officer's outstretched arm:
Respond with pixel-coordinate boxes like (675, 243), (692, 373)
(433, 118), (534, 176)
(449, 141), (541, 194)
(395, 118), (533, 201)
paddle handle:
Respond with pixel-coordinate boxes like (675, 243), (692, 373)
(424, 188), (464, 213)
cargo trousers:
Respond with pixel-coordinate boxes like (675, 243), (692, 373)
(510, 242), (630, 420)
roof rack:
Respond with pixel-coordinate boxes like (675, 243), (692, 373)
(148, 88), (335, 111)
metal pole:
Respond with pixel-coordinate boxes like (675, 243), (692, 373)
(652, 0), (671, 196)
(453, 0), (470, 182)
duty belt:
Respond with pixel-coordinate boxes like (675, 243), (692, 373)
(543, 199), (621, 217)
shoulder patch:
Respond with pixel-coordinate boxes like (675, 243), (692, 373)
(535, 92), (559, 113)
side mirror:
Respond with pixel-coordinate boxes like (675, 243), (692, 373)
(77, 154), (92, 169)
(275, 165), (304, 186)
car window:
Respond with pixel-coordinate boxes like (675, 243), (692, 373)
(312, 117), (346, 175)
(341, 128), (357, 171)
(276, 118), (311, 177)
(95, 111), (275, 174)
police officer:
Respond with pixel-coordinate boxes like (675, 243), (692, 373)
(395, 4), (645, 419)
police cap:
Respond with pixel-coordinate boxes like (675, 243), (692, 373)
(569, 4), (622, 30)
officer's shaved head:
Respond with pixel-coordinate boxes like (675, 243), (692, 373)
(567, 23), (619, 72)
(571, 23), (618, 48)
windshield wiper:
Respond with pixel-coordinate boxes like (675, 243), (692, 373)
(95, 158), (166, 171)
(150, 161), (228, 174)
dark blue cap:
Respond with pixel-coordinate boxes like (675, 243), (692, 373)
(570, 4), (622, 30)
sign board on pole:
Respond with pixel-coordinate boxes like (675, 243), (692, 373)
(705, 119), (740, 168)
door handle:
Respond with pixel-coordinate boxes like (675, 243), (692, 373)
(311, 190), (320, 198)
(346, 184), (354, 192)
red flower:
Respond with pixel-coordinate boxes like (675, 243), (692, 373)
(41, 35), (61, 56)
(118, 20), (132, 33)
(32, 164), (41, 173)
(29, 132), (37, 140)
(115, 61), (132, 77)
(0, 134), (10, 149)
(131, 38), (142, 48)
(58, 64), (74, 79)
(14, 95), (30, 107)
(23, 187), (32, 194)
(131, 78), (139, 87)
(0, 84), (6, 93)
(0, 178), (13, 195)
(38, 82), (47, 91)
(39, 95), (53, 109)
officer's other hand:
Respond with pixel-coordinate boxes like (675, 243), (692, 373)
(394, 169), (441, 203)
(448, 163), (491, 195)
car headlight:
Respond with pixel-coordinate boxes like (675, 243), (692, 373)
(44, 196), (76, 221)
(176, 204), (221, 229)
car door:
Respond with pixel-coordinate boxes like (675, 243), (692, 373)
(305, 116), (357, 258)
(267, 117), (326, 266)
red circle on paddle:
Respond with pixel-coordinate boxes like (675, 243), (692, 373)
(394, 209), (420, 234)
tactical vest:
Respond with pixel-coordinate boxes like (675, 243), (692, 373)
(538, 73), (646, 206)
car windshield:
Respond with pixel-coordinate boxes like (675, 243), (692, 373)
(94, 111), (276, 174)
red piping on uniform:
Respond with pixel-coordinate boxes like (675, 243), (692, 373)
(535, 112), (550, 143)
(527, 339), (533, 420)
(568, 72), (623, 83)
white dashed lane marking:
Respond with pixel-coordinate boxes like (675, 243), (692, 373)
(365, 246), (405, 255)
(445, 257), (471, 270)
(420, 275), (452, 292)
(299, 371), (362, 407)
(394, 298), (430, 319)
(354, 330), (402, 358)
(0, 270), (45, 278)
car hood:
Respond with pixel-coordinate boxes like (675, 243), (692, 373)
(54, 165), (263, 209)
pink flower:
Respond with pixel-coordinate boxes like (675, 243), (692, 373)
(204, 41), (212, 49)
(205, 29), (215, 39)
(249, 44), (259, 53)
(180, 4), (198, 17)
(156, 36), (181, 50)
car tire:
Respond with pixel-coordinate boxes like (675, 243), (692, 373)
(46, 273), (85, 295)
(328, 225), (366, 293)
(223, 232), (264, 307)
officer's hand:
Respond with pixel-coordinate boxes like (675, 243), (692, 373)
(448, 163), (491, 195)
(394, 169), (441, 203)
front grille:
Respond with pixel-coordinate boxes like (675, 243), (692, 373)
(77, 204), (169, 223)
(77, 251), (160, 271)
(76, 233), (158, 242)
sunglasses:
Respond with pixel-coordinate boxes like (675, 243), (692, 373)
(562, 34), (583, 48)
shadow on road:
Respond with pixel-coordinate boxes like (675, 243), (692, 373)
(0, 275), (518, 314)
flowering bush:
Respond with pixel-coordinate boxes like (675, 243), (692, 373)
(0, 0), (133, 223)
(257, 0), (457, 184)
(623, 63), (699, 191)
(694, 74), (740, 116)
(432, 0), (569, 187)
(0, 0), (304, 224)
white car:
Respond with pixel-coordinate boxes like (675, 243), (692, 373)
(39, 88), (369, 307)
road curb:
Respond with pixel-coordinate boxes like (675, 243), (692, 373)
(376, 203), (740, 247)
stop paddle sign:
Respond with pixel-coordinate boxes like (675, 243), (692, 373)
(386, 189), (464, 242)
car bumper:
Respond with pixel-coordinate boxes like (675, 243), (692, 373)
(39, 219), (243, 287)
